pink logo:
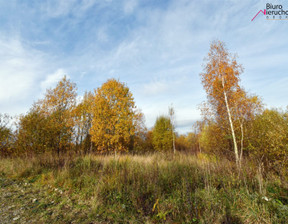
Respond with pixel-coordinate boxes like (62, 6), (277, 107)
(251, 9), (266, 21)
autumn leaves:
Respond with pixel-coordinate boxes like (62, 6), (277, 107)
(90, 79), (141, 154)
(200, 40), (263, 168)
(14, 78), (143, 156)
(199, 41), (288, 172)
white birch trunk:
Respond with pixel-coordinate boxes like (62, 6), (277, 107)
(239, 122), (244, 169)
(222, 76), (239, 166)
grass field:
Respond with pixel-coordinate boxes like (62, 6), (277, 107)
(0, 153), (287, 223)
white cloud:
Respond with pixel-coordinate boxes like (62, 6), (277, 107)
(143, 80), (169, 96)
(40, 68), (68, 92)
(0, 37), (46, 114)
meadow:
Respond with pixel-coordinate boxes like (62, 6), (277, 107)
(0, 152), (287, 223)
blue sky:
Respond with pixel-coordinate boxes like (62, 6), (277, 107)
(0, 0), (287, 133)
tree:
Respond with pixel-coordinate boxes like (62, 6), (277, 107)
(232, 89), (262, 167)
(90, 79), (141, 154)
(168, 105), (176, 154)
(247, 109), (288, 175)
(16, 76), (77, 156)
(74, 91), (94, 154)
(152, 116), (173, 152)
(198, 121), (230, 156)
(15, 106), (54, 155)
(0, 113), (13, 156)
(200, 40), (243, 167)
(40, 76), (77, 155)
(200, 41), (263, 168)
(130, 110), (150, 153)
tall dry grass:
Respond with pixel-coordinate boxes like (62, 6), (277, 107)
(0, 152), (287, 223)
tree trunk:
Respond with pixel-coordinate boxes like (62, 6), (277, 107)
(222, 76), (239, 167)
(89, 137), (93, 154)
(239, 122), (244, 169)
(169, 105), (176, 154)
(172, 130), (176, 154)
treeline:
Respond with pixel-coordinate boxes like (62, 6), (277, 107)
(0, 40), (287, 175)
(0, 77), (198, 156)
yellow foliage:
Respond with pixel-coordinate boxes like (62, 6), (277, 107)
(90, 79), (141, 153)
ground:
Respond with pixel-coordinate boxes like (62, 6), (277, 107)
(0, 177), (95, 224)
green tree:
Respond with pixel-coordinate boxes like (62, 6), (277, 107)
(247, 108), (288, 174)
(152, 116), (173, 152)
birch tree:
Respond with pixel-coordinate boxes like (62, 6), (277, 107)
(168, 105), (176, 154)
(200, 40), (243, 167)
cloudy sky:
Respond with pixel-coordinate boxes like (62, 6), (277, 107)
(0, 0), (287, 133)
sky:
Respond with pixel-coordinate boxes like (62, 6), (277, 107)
(0, 0), (288, 133)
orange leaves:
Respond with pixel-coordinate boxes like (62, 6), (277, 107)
(200, 40), (244, 124)
(200, 40), (247, 166)
(200, 40), (264, 168)
(201, 41), (242, 100)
